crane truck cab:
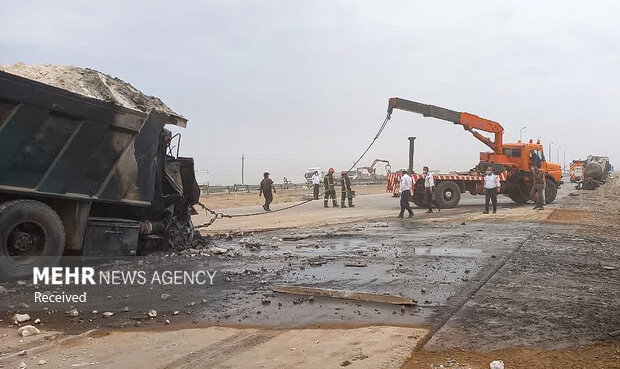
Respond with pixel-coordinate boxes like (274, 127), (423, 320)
(479, 140), (562, 204)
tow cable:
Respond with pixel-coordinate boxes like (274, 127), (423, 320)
(194, 113), (391, 229)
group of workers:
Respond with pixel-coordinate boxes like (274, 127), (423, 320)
(399, 163), (547, 217)
(398, 166), (439, 218)
(259, 168), (355, 211)
(311, 168), (355, 208)
(261, 162), (547, 214)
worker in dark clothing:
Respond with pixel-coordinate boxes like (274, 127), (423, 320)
(259, 172), (276, 211)
(530, 151), (542, 169)
(340, 171), (355, 208)
(323, 168), (338, 208)
(531, 165), (546, 210)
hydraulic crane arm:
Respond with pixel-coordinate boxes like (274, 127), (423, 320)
(370, 159), (390, 168)
(387, 97), (504, 153)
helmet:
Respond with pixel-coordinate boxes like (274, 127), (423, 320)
(341, 171), (347, 175)
(328, 168), (335, 174)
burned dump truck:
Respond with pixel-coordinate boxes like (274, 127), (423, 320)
(0, 69), (199, 278)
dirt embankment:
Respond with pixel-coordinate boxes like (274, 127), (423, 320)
(547, 173), (620, 237)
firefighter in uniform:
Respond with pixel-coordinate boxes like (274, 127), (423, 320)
(531, 165), (546, 210)
(323, 168), (338, 208)
(340, 171), (355, 208)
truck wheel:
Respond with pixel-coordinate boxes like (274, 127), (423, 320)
(435, 181), (461, 208)
(411, 193), (424, 207)
(545, 180), (558, 204)
(508, 191), (529, 204)
(0, 200), (65, 280)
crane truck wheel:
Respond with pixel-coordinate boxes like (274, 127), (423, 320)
(435, 181), (461, 208)
(0, 200), (65, 280)
(508, 191), (529, 204)
(545, 179), (558, 204)
(411, 192), (425, 207)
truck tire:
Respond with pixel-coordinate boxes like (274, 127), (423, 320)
(508, 191), (529, 204)
(545, 179), (558, 204)
(0, 200), (65, 280)
(411, 192), (425, 207)
(435, 181), (461, 209)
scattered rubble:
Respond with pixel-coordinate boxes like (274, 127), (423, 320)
(344, 261), (367, 267)
(18, 325), (41, 337)
(13, 313), (31, 324)
(210, 247), (228, 255)
(148, 310), (158, 318)
(239, 237), (265, 250)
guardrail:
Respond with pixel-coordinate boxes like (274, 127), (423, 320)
(199, 183), (306, 195)
(199, 180), (387, 195)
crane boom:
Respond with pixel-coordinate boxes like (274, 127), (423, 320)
(387, 97), (504, 153)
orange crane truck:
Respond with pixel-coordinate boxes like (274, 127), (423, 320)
(385, 98), (563, 208)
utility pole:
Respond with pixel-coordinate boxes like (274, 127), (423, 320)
(557, 146), (561, 166)
(408, 137), (416, 173)
(520, 126), (526, 141)
(241, 154), (245, 185)
(563, 150), (566, 173)
(548, 142), (553, 162)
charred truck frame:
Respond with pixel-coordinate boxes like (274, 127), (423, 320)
(0, 71), (199, 278)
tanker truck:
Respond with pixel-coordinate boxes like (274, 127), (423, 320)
(580, 155), (612, 190)
(0, 70), (200, 278)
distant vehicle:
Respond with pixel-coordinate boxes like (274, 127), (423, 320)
(570, 160), (584, 183)
(357, 159), (392, 181)
(579, 155), (612, 190)
(343, 170), (358, 181)
(304, 168), (325, 185)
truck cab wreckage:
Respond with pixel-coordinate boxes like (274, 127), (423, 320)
(0, 70), (199, 278)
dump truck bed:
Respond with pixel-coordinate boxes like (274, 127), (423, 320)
(0, 70), (181, 206)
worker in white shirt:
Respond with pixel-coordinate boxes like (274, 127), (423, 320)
(423, 166), (436, 214)
(483, 166), (501, 214)
(398, 169), (414, 218)
(311, 171), (321, 200)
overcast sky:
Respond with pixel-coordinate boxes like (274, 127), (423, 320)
(1, 1), (618, 184)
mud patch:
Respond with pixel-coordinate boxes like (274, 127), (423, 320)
(545, 209), (595, 224)
(403, 342), (620, 369)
